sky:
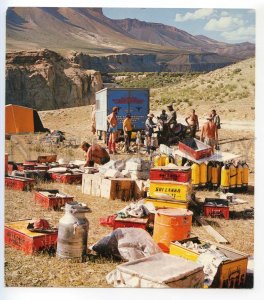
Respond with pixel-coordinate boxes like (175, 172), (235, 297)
(103, 8), (255, 44)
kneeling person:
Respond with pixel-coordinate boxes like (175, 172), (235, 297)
(81, 142), (110, 167)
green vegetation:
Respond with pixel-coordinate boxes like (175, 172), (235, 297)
(110, 72), (199, 88)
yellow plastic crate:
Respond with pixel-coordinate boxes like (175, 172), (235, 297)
(170, 237), (249, 288)
(144, 198), (189, 209)
(149, 180), (192, 202)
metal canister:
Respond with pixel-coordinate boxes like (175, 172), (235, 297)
(57, 201), (89, 260)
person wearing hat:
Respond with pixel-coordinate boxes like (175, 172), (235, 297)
(123, 113), (133, 152)
(166, 103), (177, 131)
(81, 141), (110, 167)
(107, 106), (119, 154)
(200, 113), (218, 153)
(145, 113), (156, 154)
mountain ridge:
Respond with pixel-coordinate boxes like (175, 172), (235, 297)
(6, 7), (255, 61)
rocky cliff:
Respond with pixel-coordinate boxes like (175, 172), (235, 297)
(6, 49), (103, 110)
(68, 52), (161, 73)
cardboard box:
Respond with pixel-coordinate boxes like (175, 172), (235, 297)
(5, 219), (57, 255)
(170, 237), (249, 288)
(82, 173), (93, 194)
(100, 178), (135, 200)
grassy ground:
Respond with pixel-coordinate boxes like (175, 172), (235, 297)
(4, 126), (254, 287)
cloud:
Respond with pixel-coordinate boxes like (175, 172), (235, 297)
(204, 16), (244, 31)
(221, 26), (255, 42)
(220, 11), (229, 17)
(175, 8), (214, 22)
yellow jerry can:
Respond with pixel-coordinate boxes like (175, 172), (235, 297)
(221, 163), (230, 192)
(199, 162), (207, 187)
(191, 163), (200, 188)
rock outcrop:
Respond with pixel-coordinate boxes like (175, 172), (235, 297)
(6, 49), (103, 110)
(68, 52), (161, 73)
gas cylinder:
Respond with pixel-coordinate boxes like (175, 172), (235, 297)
(207, 161), (213, 187)
(191, 163), (200, 188)
(242, 161), (249, 192)
(154, 155), (162, 167)
(57, 201), (89, 260)
(236, 161), (243, 191)
(229, 162), (237, 192)
(211, 162), (220, 188)
(165, 155), (175, 166)
(220, 163), (230, 193)
(200, 162), (207, 187)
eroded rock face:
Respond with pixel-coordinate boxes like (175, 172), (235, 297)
(6, 49), (103, 110)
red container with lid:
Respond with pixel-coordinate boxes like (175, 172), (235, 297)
(34, 189), (74, 210)
(50, 173), (82, 184)
(5, 219), (57, 255)
(203, 198), (229, 220)
(150, 167), (191, 182)
(5, 176), (35, 191)
(179, 138), (212, 160)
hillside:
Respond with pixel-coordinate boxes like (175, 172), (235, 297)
(112, 58), (255, 121)
(6, 7), (254, 62)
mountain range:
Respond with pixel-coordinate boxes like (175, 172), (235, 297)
(6, 7), (255, 64)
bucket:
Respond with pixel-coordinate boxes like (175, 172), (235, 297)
(153, 208), (193, 253)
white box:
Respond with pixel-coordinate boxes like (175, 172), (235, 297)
(113, 253), (204, 288)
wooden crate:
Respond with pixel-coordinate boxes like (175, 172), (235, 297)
(170, 237), (249, 288)
(5, 219), (58, 255)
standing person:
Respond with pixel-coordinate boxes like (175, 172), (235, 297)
(185, 109), (199, 138)
(145, 113), (156, 154)
(159, 109), (168, 122)
(107, 106), (119, 154)
(91, 104), (96, 135)
(200, 114), (218, 153)
(211, 109), (221, 129)
(166, 103), (177, 131)
(123, 113), (133, 152)
(81, 142), (110, 167)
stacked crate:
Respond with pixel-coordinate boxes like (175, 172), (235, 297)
(145, 166), (192, 209)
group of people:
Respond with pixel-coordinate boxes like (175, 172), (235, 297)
(83, 104), (221, 167)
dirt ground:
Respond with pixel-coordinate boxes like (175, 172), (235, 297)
(4, 105), (255, 288)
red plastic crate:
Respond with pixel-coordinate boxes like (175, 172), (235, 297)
(5, 176), (35, 191)
(203, 198), (229, 220)
(113, 217), (148, 230)
(34, 164), (49, 171)
(50, 173), (82, 184)
(5, 219), (58, 255)
(34, 190), (74, 210)
(150, 167), (191, 182)
(178, 138), (212, 160)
